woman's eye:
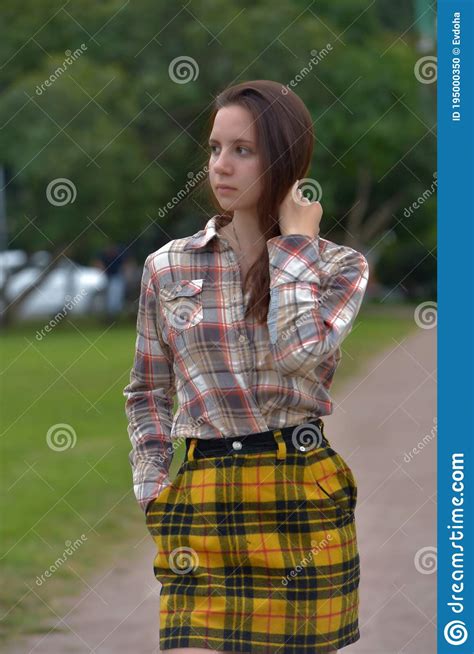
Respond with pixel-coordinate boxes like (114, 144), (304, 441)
(209, 145), (251, 155)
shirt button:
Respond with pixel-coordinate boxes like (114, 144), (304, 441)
(176, 284), (182, 292)
(232, 440), (242, 450)
(239, 334), (246, 343)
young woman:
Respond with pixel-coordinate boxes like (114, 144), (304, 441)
(124, 79), (369, 654)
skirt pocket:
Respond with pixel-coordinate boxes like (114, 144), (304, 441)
(145, 460), (194, 584)
(145, 460), (190, 532)
(304, 443), (358, 519)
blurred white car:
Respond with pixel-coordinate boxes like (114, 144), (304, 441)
(0, 251), (108, 320)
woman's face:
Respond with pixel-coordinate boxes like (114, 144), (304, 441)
(208, 105), (263, 212)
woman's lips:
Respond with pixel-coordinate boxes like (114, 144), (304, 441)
(216, 186), (236, 194)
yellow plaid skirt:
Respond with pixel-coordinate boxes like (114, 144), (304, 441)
(145, 419), (360, 653)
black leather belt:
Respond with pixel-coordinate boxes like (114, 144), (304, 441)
(184, 417), (327, 460)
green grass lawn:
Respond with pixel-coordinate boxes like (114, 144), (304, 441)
(0, 303), (417, 642)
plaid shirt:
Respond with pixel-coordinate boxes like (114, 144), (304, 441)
(123, 215), (369, 513)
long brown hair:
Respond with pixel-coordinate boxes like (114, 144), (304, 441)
(205, 79), (314, 324)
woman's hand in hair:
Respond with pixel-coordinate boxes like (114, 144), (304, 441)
(278, 179), (323, 238)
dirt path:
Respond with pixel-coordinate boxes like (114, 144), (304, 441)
(7, 327), (436, 653)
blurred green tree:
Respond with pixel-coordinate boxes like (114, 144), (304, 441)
(0, 0), (435, 303)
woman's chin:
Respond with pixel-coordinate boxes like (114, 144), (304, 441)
(217, 197), (237, 209)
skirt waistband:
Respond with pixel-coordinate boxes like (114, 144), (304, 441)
(184, 417), (327, 462)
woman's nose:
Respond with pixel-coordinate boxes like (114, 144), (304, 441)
(213, 151), (232, 174)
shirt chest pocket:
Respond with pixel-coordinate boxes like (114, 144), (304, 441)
(159, 278), (204, 333)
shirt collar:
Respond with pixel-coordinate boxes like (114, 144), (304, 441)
(183, 214), (232, 251)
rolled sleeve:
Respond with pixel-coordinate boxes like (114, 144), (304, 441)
(266, 234), (369, 375)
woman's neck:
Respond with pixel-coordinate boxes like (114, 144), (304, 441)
(217, 213), (265, 255)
